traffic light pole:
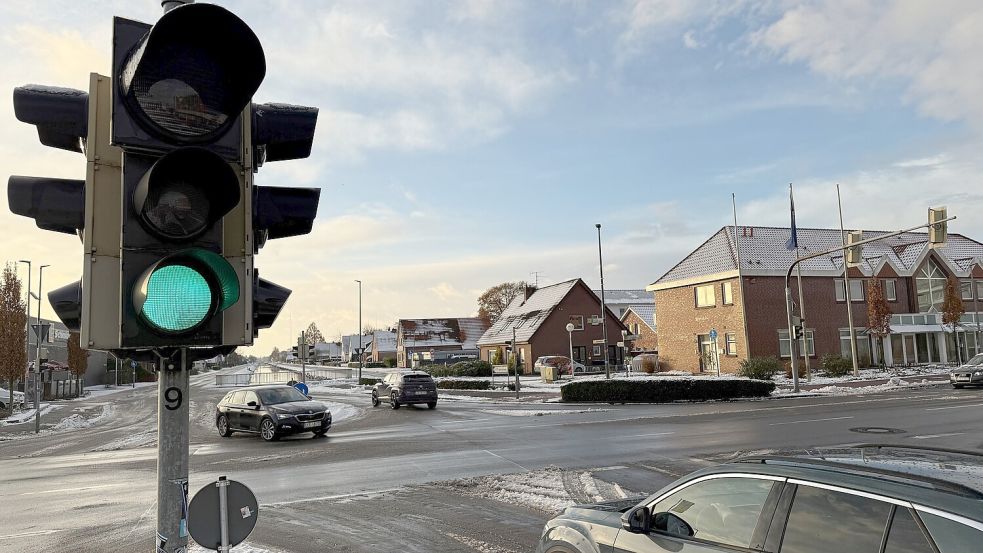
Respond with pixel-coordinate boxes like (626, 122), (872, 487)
(156, 348), (190, 553)
(784, 214), (956, 393)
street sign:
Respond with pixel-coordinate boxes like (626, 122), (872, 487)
(130, 361), (138, 369)
(592, 339), (606, 345)
(589, 315), (602, 326)
(188, 477), (258, 551)
(709, 329), (718, 340)
(31, 323), (51, 342)
(293, 382), (309, 396)
(616, 341), (625, 348)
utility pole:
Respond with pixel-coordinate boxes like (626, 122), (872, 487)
(791, 184), (812, 381)
(837, 184), (860, 377)
(18, 260), (31, 406)
(156, 349), (190, 553)
(513, 326), (520, 399)
(355, 279), (362, 381)
(35, 264), (48, 434)
(300, 331), (307, 385)
(596, 224), (610, 379)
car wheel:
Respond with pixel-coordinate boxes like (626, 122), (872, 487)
(313, 428), (328, 438)
(260, 418), (279, 441)
(372, 392), (380, 407)
(953, 384), (964, 389)
(217, 415), (233, 437)
(390, 392), (401, 410)
(427, 402), (437, 410)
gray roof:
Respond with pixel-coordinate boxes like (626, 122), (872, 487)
(398, 318), (489, 349)
(623, 305), (656, 330)
(372, 331), (397, 352)
(654, 226), (983, 286)
(477, 279), (581, 345)
(592, 289), (653, 306)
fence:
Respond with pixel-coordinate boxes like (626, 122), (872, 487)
(214, 365), (353, 387)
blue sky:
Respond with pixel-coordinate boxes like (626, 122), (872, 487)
(3, 1), (983, 354)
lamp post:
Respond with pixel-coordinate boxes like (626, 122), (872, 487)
(355, 279), (362, 382)
(17, 260), (31, 406)
(621, 329), (628, 374)
(566, 323), (575, 379)
(34, 264), (49, 434)
(596, 224), (610, 379)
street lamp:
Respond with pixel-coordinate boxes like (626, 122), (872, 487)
(355, 279), (362, 382)
(565, 322), (575, 379)
(621, 329), (628, 373)
(17, 260), (31, 406)
(595, 224), (610, 379)
(34, 264), (49, 434)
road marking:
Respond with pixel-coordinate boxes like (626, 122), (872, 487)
(910, 432), (965, 440)
(769, 416), (854, 426)
(18, 483), (123, 496)
(623, 431), (676, 438)
(484, 449), (529, 472)
(925, 403), (983, 411)
(613, 484), (628, 498)
(593, 465), (628, 472)
(264, 487), (403, 507)
(0, 529), (66, 540)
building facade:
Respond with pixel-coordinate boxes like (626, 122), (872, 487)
(621, 305), (658, 353)
(649, 226), (983, 373)
(477, 279), (629, 374)
(395, 318), (489, 368)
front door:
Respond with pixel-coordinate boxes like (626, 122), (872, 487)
(697, 334), (714, 372)
(241, 391), (261, 431)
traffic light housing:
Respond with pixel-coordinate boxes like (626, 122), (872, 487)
(929, 207), (947, 248)
(845, 231), (863, 267)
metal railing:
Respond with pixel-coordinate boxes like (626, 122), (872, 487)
(214, 365), (353, 387)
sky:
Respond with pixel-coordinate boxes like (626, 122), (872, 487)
(3, 0), (983, 356)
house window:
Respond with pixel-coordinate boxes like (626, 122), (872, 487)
(778, 329), (815, 357)
(592, 345), (601, 356)
(632, 323), (641, 335)
(569, 315), (584, 331)
(961, 281), (974, 301)
(724, 333), (737, 356)
(835, 279), (864, 302)
(883, 279), (897, 302)
(916, 259), (947, 312)
(978, 281), (983, 302)
(721, 282), (733, 305)
(695, 284), (715, 308)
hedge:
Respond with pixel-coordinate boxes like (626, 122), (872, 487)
(821, 354), (853, 377)
(359, 378), (381, 386)
(426, 360), (493, 377)
(560, 378), (776, 403)
(364, 362), (386, 368)
(436, 379), (490, 390)
(737, 357), (783, 380)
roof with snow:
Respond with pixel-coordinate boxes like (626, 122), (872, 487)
(478, 278), (619, 345)
(623, 305), (656, 330)
(397, 318), (489, 350)
(651, 226), (983, 289)
(372, 331), (397, 351)
(592, 289), (653, 306)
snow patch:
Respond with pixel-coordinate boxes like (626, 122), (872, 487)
(53, 404), (114, 430)
(480, 408), (610, 417)
(188, 542), (278, 553)
(92, 429), (157, 451)
(444, 532), (520, 553)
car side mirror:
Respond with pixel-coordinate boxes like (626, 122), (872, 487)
(652, 512), (694, 538)
(247, 400), (258, 408)
(621, 506), (651, 534)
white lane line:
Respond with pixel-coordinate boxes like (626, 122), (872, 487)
(484, 449), (529, 472)
(910, 432), (966, 440)
(0, 529), (66, 540)
(622, 431), (676, 438)
(925, 403), (983, 411)
(434, 418), (491, 426)
(264, 487), (403, 507)
(18, 483), (123, 496)
(769, 416), (854, 426)
(593, 465), (628, 472)
(613, 484), (628, 499)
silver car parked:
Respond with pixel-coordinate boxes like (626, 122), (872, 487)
(371, 371), (438, 410)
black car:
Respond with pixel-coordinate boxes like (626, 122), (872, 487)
(371, 371), (438, 409)
(537, 445), (983, 553)
(215, 385), (331, 442)
(950, 353), (983, 388)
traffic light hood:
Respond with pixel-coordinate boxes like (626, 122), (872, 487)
(7, 176), (84, 235)
(13, 85), (88, 153)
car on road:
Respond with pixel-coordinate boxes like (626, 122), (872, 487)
(372, 371), (438, 409)
(536, 445), (983, 553)
(534, 356), (587, 375)
(950, 353), (983, 388)
(0, 387), (25, 410)
(215, 385), (331, 442)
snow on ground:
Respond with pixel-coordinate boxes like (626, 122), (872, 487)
(437, 466), (575, 513)
(189, 542), (278, 553)
(772, 365), (951, 387)
(71, 382), (156, 401)
(92, 429), (157, 451)
(480, 408), (610, 417)
(443, 532), (521, 553)
(774, 378), (943, 397)
(0, 403), (59, 426)
(53, 404), (114, 430)
(322, 400), (361, 423)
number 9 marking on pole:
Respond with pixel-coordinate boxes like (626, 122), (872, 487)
(164, 387), (183, 410)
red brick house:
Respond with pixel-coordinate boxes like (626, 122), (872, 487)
(648, 226), (983, 373)
(395, 318), (489, 368)
(621, 305), (658, 353)
(477, 278), (629, 374)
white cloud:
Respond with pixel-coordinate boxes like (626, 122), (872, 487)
(682, 30), (703, 49)
(751, 0), (983, 130)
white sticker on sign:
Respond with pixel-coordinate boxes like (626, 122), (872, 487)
(241, 506), (253, 519)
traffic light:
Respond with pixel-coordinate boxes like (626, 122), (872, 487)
(845, 231), (863, 267)
(8, 3), (319, 359)
(929, 207), (947, 248)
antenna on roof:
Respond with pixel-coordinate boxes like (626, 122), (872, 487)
(530, 271), (543, 287)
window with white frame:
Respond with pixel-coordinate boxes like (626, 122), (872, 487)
(978, 281), (983, 302)
(916, 259), (947, 312)
(569, 315), (584, 331)
(883, 279), (897, 302)
(721, 282), (733, 305)
(695, 284), (715, 308)
(778, 329), (815, 357)
(962, 281), (974, 301)
(835, 279), (864, 302)
(725, 333), (737, 356)
(592, 345), (601, 356)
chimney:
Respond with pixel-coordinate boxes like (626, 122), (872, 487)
(524, 285), (537, 301)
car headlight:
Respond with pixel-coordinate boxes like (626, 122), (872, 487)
(974, 371), (983, 376)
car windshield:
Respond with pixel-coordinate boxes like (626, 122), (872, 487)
(966, 354), (983, 366)
(256, 387), (308, 405)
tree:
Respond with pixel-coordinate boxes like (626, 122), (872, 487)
(942, 276), (967, 364)
(492, 346), (504, 365)
(67, 332), (89, 396)
(477, 282), (531, 324)
(305, 322), (324, 345)
(866, 279), (892, 367)
(0, 263), (26, 412)
(270, 347), (281, 362)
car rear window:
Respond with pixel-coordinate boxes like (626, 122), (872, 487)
(919, 511), (983, 553)
(884, 508), (934, 553)
(779, 486), (891, 553)
(403, 374), (433, 382)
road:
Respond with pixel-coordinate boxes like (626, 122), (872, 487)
(1, 369), (981, 552)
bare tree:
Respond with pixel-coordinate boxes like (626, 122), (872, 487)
(0, 263), (26, 411)
(270, 346), (281, 362)
(477, 282), (531, 324)
(305, 322), (325, 345)
(942, 276), (967, 364)
(866, 280), (892, 367)
(67, 332), (89, 396)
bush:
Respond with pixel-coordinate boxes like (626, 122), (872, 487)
(737, 357), (782, 380)
(821, 354), (853, 377)
(784, 361), (806, 379)
(359, 377), (380, 386)
(560, 378), (776, 403)
(383, 357), (397, 368)
(425, 360), (493, 377)
(436, 379), (490, 390)
(364, 362), (386, 368)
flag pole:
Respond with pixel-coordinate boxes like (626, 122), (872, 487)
(732, 194), (750, 359)
(791, 184), (811, 382)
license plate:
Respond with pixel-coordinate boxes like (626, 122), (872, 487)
(958, 377), (971, 382)
(415, 391), (429, 395)
(303, 421), (319, 429)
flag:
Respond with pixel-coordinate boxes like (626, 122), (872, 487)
(785, 184), (799, 251)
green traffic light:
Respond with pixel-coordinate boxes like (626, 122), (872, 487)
(141, 264), (213, 332)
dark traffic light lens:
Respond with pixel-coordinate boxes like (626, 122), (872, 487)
(132, 77), (228, 137)
(143, 179), (210, 238)
(141, 264), (213, 332)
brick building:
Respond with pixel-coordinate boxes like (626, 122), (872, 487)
(395, 318), (489, 368)
(648, 226), (983, 373)
(477, 278), (629, 374)
(621, 305), (658, 353)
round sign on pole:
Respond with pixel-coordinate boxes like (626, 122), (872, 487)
(188, 478), (258, 550)
(294, 382), (309, 396)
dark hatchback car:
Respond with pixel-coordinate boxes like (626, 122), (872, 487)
(537, 445), (983, 553)
(371, 371), (438, 409)
(950, 353), (983, 388)
(215, 385), (331, 442)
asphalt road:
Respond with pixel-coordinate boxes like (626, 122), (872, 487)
(1, 369), (981, 553)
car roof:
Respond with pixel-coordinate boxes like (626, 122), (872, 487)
(693, 445), (983, 519)
(227, 384), (295, 392)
